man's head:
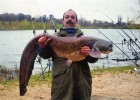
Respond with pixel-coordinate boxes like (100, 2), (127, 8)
(62, 9), (78, 28)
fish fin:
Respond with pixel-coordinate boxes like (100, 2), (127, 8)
(88, 49), (101, 58)
(20, 84), (27, 96)
(19, 35), (43, 96)
(66, 60), (73, 67)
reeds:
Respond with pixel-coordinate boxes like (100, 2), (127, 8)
(0, 64), (19, 81)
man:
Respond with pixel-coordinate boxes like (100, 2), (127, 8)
(38, 9), (98, 100)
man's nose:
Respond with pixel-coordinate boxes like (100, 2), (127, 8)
(68, 16), (73, 20)
(68, 17), (72, 20)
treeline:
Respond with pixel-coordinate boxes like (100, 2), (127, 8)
(0, 13), (139, 29)
(79, 18), (129, 29)
(0, 13), (51, 23)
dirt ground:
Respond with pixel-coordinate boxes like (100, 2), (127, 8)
(0, 73), (140, 100)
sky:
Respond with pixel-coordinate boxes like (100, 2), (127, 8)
(0, 0), (140, 23)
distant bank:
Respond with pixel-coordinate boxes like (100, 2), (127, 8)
(0, 21), (140, 30)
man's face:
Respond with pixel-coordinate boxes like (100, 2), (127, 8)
(63, 11), (77, 28)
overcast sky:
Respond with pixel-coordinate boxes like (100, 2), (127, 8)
(0, 0), (140, 22)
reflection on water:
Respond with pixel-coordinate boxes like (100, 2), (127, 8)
(0, 29), (140, 74)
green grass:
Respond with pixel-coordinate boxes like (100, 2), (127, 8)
(0, 20), (62, 30)
(0, 79), (18, 90)
(29, 72), (52, 87)
(0, 65), (135, 89)
(91, 65), (134, 77)
(0, 72), (52, 90)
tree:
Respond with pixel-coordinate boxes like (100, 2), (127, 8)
(117, 16), (122, 25)
(133, 0), (140, 23)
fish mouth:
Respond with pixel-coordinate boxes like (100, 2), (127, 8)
(89, 44), (113, 57)
(101, 50), (112, 54)
(101, 44), (113, 54)
(91, 40), (113, 55)
(100, 47), (113, 54)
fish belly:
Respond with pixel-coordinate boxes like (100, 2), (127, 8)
(55, 50), (86, 61)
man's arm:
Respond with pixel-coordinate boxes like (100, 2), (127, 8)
(37, 36), (52, 59)
(85, 56), (98, 63)
(81, 46), (99, 63)
(37, 46), (52, 59)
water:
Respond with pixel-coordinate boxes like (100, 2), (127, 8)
(85, 29), (140, 68)
(0, 29), (140, 74)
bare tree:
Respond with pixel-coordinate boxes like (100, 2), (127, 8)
(117, 16), (122, 25)
(133, 0), (140, 23)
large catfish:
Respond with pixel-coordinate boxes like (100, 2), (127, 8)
(19, 34), (113, 96)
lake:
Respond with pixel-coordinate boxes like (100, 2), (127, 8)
(0, 29), (140, 74)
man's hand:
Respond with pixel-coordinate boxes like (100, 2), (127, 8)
(38, 36), (51, 48)
(81, 46), (90, 56)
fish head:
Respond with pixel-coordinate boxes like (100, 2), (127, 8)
(93, 40), (113, 53)
(88, 40), (113, 58)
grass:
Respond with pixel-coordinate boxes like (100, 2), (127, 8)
(0, 80), (18, 90)
(29, 72), (52, 87)
(0, 65), (135, 89)
(0, 20), (62, 30)
(0, 72), (52, 91)
(91, 65), (134, 77)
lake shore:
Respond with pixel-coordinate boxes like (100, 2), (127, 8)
(0, 72), (140, 100)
